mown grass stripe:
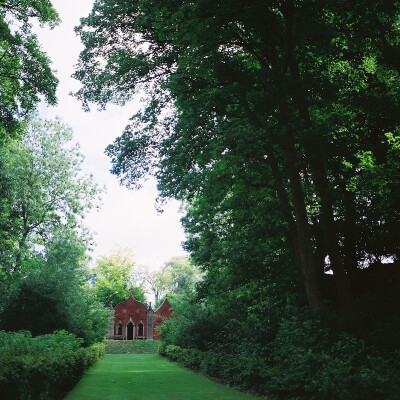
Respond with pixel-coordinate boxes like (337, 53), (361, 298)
(64, 354), (258, 400)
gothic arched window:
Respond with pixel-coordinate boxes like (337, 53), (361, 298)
(138, 322), (144, 337)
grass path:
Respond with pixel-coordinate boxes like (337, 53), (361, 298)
(64, 354), (258, 400)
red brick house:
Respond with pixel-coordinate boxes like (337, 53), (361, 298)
(107, 294), (172, 340)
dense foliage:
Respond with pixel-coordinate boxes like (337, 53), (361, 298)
(0, 117), (101, 287)
(142, 256), (200, 306)
(0, 330), (105, 400)
(0, 0), (59, 141)
(92, 248), (147, 307)
(0, 118), (109, 345)
(74, 0), (400, 398)
(159, 293), (400, 399)
(159, 331), (400, 400)
(75, 0), (400, 317)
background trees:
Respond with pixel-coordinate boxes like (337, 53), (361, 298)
(141, 256), (201, 306)
(91, 247), (146, 306)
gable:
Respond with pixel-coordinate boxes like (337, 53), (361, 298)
(155, 298), (172, 318)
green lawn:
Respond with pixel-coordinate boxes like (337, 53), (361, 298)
(64, 354), (258, 400)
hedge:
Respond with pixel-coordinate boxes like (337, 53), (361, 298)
(0, 330), (105, 400)
(159, 339), (400, 400)
(104, 339), (159, 354)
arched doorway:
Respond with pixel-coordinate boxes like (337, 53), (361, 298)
(127, 322), (134, 340)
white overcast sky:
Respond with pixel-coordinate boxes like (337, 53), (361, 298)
(34, 0), (187, 268)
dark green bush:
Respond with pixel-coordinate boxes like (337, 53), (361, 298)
(260, 313), (400, 400)
(162, 344), (262, 390)
(0, 270), (110, 346)
(159, 307), (400, 399)
(0, 330), (105, 400)
(158, 273), (400, 400)
(158, 341), (167, 356)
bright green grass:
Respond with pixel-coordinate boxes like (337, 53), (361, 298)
(104, 339), (159, 354)
(64, 354), (258, 400)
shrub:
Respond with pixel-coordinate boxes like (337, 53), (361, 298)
(0, 330), (105, 400)
(160, 344), (262, 389)
(159, 309), (400, 399)
(261, 314), (400, 400)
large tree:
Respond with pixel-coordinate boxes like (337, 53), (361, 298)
(0, 116), (109, 343)
(74, 0), (400, 324)
(0, 116), (101, 287)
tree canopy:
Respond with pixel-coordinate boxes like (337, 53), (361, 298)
(0, 0), (59, 140)
(0, 117), (101, 287)
(0, 117), (108, 345)
(91, 248), (146, 307)
(74, 0), (400, 326)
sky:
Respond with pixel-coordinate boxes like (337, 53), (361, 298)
(34, 0), (187, 268)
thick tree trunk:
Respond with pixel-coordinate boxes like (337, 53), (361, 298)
(284, 138), (322, 308)
(241, 95), (322, 307)
(284, 33), (360, 324)
(265, 145), (301, 260)
(342, 188), (359, 281)
(311, 157), (359, 321)
(268, 142), (323, 307)
(267, 141), (323, 307)
(281, 0), (360, 324)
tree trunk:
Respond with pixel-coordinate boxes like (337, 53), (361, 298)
(342, 188), (359, 282)
(265, 143), (302, 274)
(284, 137), (322, 308)
(240, 94), (322, 307)
(284, 27), (360, 324)
(311, 157), (359, 321)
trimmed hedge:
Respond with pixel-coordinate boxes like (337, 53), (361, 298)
(159, 336), (400, 400)
(159, 343), (263, 391)
(105, 339), (159, 354)
(0, 330), (105, 400)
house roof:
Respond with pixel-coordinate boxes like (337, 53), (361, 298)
(155, 297), (172, 313)
(113, 293), (148, 310)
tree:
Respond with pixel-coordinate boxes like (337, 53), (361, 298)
(0, 116), (102, 287)
(0, 0), (59, 140)
(164, 256), (201, 298)
(92, 248), (146, 307)
(141, 256), (200, 306)
(0, 226), (110, 345)
(74, 0), (400, 324)
(140, 265), (172, 306)
(0, 116), (110, 344)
